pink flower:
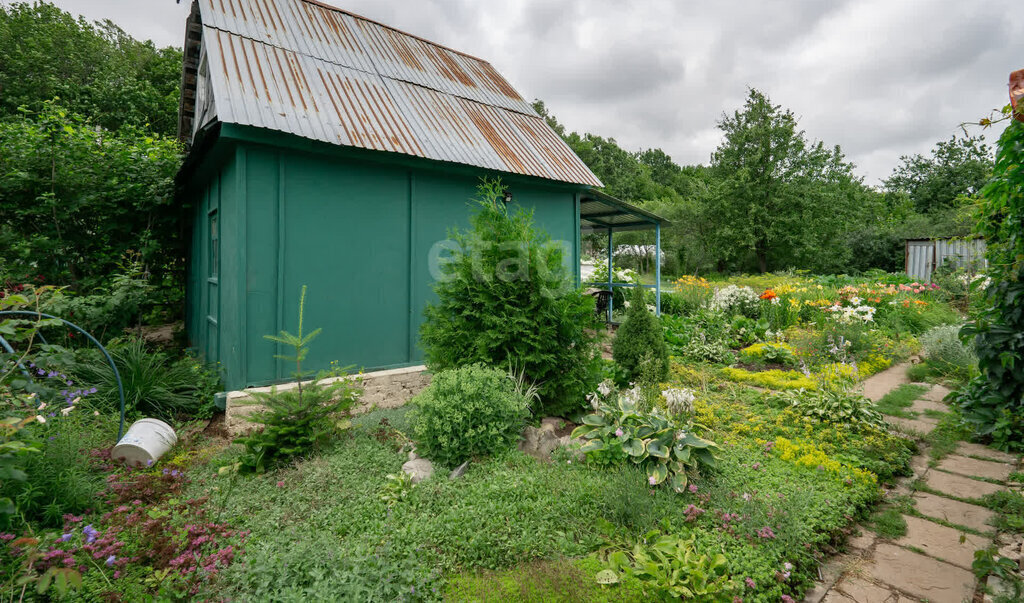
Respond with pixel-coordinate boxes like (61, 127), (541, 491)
(751, 462), (761, 470)
(781, 596), (795, 603)
(742, 492), (752, 502)
(757, 526), (776, 539)
(614, 428), (624, 437)
(648, 475), (657, 485)
(745, 577), (756, 589)
(276, 481), (285, 488)
(688, 484), (698, 494)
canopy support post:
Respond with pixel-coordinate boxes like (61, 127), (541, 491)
(606, 227), (613, 323)
(655, 221), (661, 317)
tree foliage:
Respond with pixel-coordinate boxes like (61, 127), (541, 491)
(0, 103), (183, 290)
(709, 89), (875, 273)
(0, 1), (182, 136)
(956, 118), (1024, 451)
(885, 135), (993, 214)
(420, 179), (602, 417)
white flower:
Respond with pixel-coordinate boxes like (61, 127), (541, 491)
(60, 406), (74, 416)
(35, 415), (46, 424)
(663, 388), (695, 415)
(36, 402), (46, 411)
(849, 296), (861, 305)
(597, 380), (613, 397)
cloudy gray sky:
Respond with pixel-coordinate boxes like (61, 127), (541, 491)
(47, 0), (1024, 185)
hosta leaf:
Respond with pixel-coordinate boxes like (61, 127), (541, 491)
(570, 424), (599, 439)
(646, 439), (670, 458)
(581, 413), (607, 427)
(579, 440), (607, 453)
(622, 438), (645, 456)
(647, 462), (668, 484)
(669, 472), (688, 493)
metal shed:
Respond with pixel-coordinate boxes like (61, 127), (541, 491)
(905, 238), (987, 282)
(177, 0), (608, 390)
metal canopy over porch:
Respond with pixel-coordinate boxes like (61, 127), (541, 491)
(580, 190), (669, 321)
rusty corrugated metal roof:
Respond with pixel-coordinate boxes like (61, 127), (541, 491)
(189, 0), (602, 187)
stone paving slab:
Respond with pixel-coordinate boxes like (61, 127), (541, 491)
(925, 469), (1005, 499)
(865, 543), (975, 603)
(908, 398), (948, 415)
(861, 363), (911, 401)
(913, 492), (996, 533)
(955, 441), (1019, 464)
(896, 514), (990, 569)
(937, 454), (1014, 482)
(886, 415), (937, 436)
(921, 384), (952, 402)
(835, 576), (899, 603)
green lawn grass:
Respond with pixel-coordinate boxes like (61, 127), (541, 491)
(874, 384), (930, 418)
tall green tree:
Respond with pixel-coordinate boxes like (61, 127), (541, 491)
(0, 1), (183, 136)
(884, 135), (993, 214)
(709, 88), (868, 273)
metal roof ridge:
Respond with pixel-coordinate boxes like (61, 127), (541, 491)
(295, 0), (493, 65)
(201, 22), (541, 120)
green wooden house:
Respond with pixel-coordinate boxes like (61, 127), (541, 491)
(177, 0), (661, 391)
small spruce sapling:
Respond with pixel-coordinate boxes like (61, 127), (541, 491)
(235, 286), (360, 473)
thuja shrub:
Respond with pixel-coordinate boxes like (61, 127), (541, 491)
(412, 364), (529, 467)
(420, 178), (601, 417)
(612, 286), (669, 383)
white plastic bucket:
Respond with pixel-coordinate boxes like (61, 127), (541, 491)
(111, 419), (178, 467)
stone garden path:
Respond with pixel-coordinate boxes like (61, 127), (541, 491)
(805, 364), (1022, 603)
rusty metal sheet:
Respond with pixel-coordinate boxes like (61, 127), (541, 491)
(193, 0), (601, 187)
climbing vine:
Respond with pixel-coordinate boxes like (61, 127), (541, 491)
(957, 111), (1024, 450)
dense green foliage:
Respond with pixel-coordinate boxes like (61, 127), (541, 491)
(420, 179), (601, 417)
(412, 365), (529, 468)
(0, 2), (182, 136)
(709, 89), (873, 273)
(957, 118), (1024, 450)
(885, 135), (993, 214)
(611, 286), (670, 383)
(72, 338), (217, 420)
(0, 103), (183, 291)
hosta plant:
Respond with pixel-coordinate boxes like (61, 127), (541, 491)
(772, 366), (884, 428)
(597, 520), (734, 601)
(571, 384), (720, 492)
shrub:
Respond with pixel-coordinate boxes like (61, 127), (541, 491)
(612, 286), (669, 383)
(919, 324), (977, 381)
(234, 287), (360, 473)
(710, 284), (760, 318)
(72, 337), (217, 420)
(445, 557), (647, 602)
(412, 364), (529, 467)
(663, 312), (736, 364)
(420, 179), (601, 417)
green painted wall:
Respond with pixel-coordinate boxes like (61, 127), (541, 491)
(185, 126), (585, 390)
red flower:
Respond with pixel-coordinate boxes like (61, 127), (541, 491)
(760, 289), (777, 300)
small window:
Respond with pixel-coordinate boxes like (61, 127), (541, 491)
(209, 211), (219, 278)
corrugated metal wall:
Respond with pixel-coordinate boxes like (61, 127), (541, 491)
(905, 239), (987, 282)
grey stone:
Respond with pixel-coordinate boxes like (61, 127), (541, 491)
(909, 398), (949, 415)
(408, 449), (419, 461)
(518, 425), (563, 460)
(401, 458), (434, 484)
(539, 417), (566, 433)
(449, 461), (470, 480)
(835, 576), (897, 603)
(887, 415), (937, 436)
(861, 363), (912, 401)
